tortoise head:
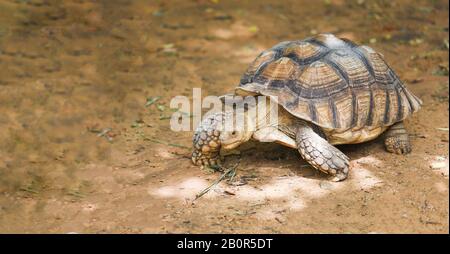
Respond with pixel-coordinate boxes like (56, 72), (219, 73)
(191, 111), (254, 167)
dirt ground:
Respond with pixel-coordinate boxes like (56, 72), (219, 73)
(0, 0), (448, 233)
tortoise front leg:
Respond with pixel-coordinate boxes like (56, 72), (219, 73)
(384, 121), (411, 154)
(296, 124), (349, 181)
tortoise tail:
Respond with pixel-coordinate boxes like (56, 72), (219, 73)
(403, 87), (422, 114)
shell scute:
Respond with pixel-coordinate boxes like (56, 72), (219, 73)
(328, 49), (373, 87)
(297, 61), (343, 88)
(282, 41), (324, 63)
(260, 57), (297, 80)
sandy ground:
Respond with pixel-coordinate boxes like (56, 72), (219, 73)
(0, 0), (448, 233)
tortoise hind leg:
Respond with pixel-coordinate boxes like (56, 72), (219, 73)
(384, 121), (411, 154)
(296, 123), (349, 182)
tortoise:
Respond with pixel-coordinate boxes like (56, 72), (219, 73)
(191, 33), (422, 181)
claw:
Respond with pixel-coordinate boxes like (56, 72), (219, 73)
(201, 158), (210, 166)
(209, 158), (217, 166)
(330, 172), (348, 182)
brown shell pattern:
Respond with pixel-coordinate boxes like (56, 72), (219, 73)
(283, 41), (323, 60)
(297, 61), (342, 88)
(260, 57), (297, 80)
(238, 33), (422, 130)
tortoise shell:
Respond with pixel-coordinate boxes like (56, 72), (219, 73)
(237, 33), (422, 131)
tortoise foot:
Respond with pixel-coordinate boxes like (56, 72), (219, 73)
(384, 135), (411, 154)
(384, 121), (411, 155)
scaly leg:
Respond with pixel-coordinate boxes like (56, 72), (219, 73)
(296, 123), (349, 182)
